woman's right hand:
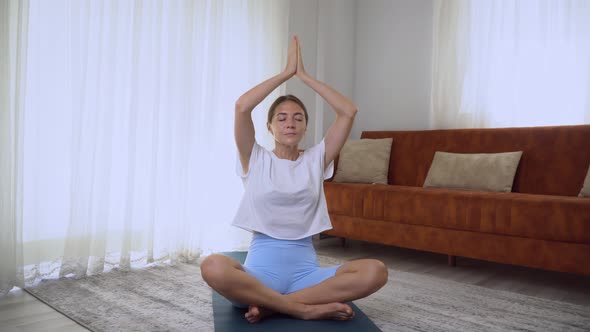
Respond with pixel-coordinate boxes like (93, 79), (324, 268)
(284, 36), (297, 77)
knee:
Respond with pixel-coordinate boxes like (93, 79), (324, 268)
(365, 259), (388, 291)
(200, 254), (227, 288)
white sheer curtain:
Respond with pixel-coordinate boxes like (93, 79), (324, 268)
(0, 0), (28, 294)
(0, 0), (289, 294)
(431, 0), (590, 128)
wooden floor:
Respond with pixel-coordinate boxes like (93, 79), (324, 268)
(0, 288), (88, 332)
(1, 238), (589, 331)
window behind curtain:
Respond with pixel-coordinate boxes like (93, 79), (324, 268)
(1, 0), (290, 289)
(432, 0), (590, 128)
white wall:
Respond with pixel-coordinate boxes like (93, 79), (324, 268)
(352, 0), (434, 138)
(287, 0), (434, 144)
(318, 0), (356, 139)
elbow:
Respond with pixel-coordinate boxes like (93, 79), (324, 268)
(336, 106), (357, 120)
(234, 99), (249, 114)
(345, 105), (358, 119)
(335, 104), (358, 119)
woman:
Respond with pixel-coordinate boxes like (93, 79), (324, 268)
(201, 36), (387, 323)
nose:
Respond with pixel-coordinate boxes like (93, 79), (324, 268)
(286, 118), (296, 129)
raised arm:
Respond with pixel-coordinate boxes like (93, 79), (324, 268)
(294, 37), (357, 168)
(235, 36), (297, 173)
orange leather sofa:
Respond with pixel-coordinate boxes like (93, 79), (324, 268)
(323, 125), (590, 275)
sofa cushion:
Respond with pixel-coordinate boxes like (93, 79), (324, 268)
(333, 138), (393, 184)
(363, 125), (590, 196)
(423, 151), (522, 192)
(579, 165), (590, 197)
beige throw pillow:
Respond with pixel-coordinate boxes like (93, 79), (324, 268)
(333, 138), (393, 184)
(423, 151), (523, 192)
(579, 165), (590, 197)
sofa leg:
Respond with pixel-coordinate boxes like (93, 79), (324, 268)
(341, 237), (346, 247)
(448, 255), (456, 267)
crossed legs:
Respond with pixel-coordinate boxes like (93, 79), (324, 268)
(200, 254), (388, 323)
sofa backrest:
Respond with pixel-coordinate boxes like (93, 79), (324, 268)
(361, 124), (590, 196)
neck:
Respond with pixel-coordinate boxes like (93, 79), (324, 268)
(273, 143), (300, 161)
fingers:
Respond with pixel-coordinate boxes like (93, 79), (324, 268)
(285, 35), (298, 76)
(295, 36), (305, 76)
(292, 35), (298, 62)
(290, 35), (297, 52)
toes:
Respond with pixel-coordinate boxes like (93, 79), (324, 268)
(245, 305), (261, 323)
(338, 312), (353, 320)
(245, 312), (259, 324)
(340, 306), (355, 320)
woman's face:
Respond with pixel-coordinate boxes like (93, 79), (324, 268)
(268, 100), (307, 147)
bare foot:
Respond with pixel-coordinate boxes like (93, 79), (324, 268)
(299, 302), (355, 321)
(244, 305), (275, 323)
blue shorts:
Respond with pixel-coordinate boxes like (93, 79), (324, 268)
(232, 233), (341, 308)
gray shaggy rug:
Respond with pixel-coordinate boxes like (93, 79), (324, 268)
(25, 256), (590, 332)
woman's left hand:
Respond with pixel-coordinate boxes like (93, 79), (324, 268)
(295, 36), (307, 79)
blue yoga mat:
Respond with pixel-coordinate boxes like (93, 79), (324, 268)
(212, 251), (381, 331)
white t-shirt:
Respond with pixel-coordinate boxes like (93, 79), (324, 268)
(232, 139), (335, 240)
